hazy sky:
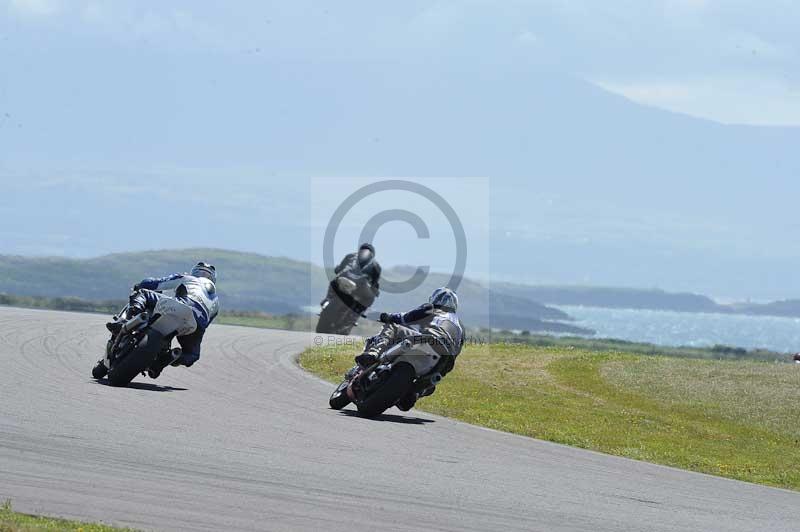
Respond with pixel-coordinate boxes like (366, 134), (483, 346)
(3, 0), (798, 124)
(1, 1), (798, 299)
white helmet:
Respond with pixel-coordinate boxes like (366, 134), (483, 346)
(430, 287), (458, 312)
(191, 262), (216, 283)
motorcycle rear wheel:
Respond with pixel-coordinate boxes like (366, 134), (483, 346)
(356, 363), (416, 418)
(107, 330), (164, 387)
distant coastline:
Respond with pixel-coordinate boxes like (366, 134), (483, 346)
(492, 283), (800, 320)
(3, 248), (800, 334)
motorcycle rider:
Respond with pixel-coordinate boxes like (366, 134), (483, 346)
(106, 262), (220, 379)
(335, 243), (381, 290)
(355, 287), (464, 411)
(322, 243), (382, 311)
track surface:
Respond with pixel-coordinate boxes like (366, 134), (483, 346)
(1, 307), (798, 531)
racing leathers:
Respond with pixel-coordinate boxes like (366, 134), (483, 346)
(322, 252), (382, 313)
(335, 252), (382, 289)
(128, 273), (219, 369)
(356, 303), (464, 409)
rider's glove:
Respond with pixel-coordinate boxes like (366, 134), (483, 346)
(379, 312), (392, 323)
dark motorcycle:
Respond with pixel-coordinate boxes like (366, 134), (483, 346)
(328, 336), (443, 417)
(91, 296), (194, 387)
(316, 268), (378, 335)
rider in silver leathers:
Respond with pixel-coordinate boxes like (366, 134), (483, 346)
(356, 287), (464, 410)
(125, 262), (219, 375)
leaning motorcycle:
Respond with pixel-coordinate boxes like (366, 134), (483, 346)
(316, 269), (378, 335)
(328, 336), (443, 417)
(91, 294), (196, 387)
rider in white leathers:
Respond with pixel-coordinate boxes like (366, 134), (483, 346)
(356, 287), (464, 410)
(118, 262), (219, 378)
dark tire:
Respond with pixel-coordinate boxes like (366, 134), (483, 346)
(336, 323), (355, 336)
(315, 304), (335, 334)
(107, 330), (163, 387)
(92, 362), (108, 380)
(329, 380), (352, 410)
(316, 300), (355, 335)
(356, 363), (416, 418)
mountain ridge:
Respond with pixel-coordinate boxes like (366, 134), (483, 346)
(0, 249), (590, 334)
(4, 249), (800, 329)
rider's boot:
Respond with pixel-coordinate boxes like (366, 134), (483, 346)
(149, 348), (184, 378)
(107, 301), (144, 334)
(396, 391), (417, 411)
(355, 350), (380, 368)
(147, 350), (174, 379)
(396, 384), (436, 412)
(355, 331), (392, 367)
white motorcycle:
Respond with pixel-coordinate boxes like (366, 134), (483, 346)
(328, 335), (444, 417)
(92, 294), (196, 387)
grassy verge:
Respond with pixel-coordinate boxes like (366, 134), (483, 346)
(300, 343), (800, 490)
(482, 329), (788, 362)
(0, 501), (132, 532)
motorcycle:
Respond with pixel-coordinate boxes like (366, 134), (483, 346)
(328, 335), (443, 417)
(91, 294), (196, 387)
(316, 268), (379, 335)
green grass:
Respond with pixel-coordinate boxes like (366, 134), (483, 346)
(482, 329), (788, 362)
(299, 343), (800, 490)
(0, 501), (133, 532)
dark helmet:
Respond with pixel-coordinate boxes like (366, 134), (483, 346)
(430, 287), (458, 312)
(357, 243), (375, 268)
(191, 262), (217, 283)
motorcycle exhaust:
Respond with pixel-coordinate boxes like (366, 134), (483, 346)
(379, 338), (415, 363)
(429, 372), (443, 385)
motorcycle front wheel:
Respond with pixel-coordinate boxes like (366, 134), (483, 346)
(91, 361), (108, 379)
(316, 299), (356, 335)
(329, 380), (352, 410)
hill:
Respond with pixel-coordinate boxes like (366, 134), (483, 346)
(493, 283), (800, 319)
(727, 300), (800, 319)
(7, 249), (800, 324)
(0, 249), (313, 314)
(493, 284), (725, 313)
(0, 249), (590, 334)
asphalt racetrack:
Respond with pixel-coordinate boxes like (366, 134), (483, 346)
(1, 307), (798, 531)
